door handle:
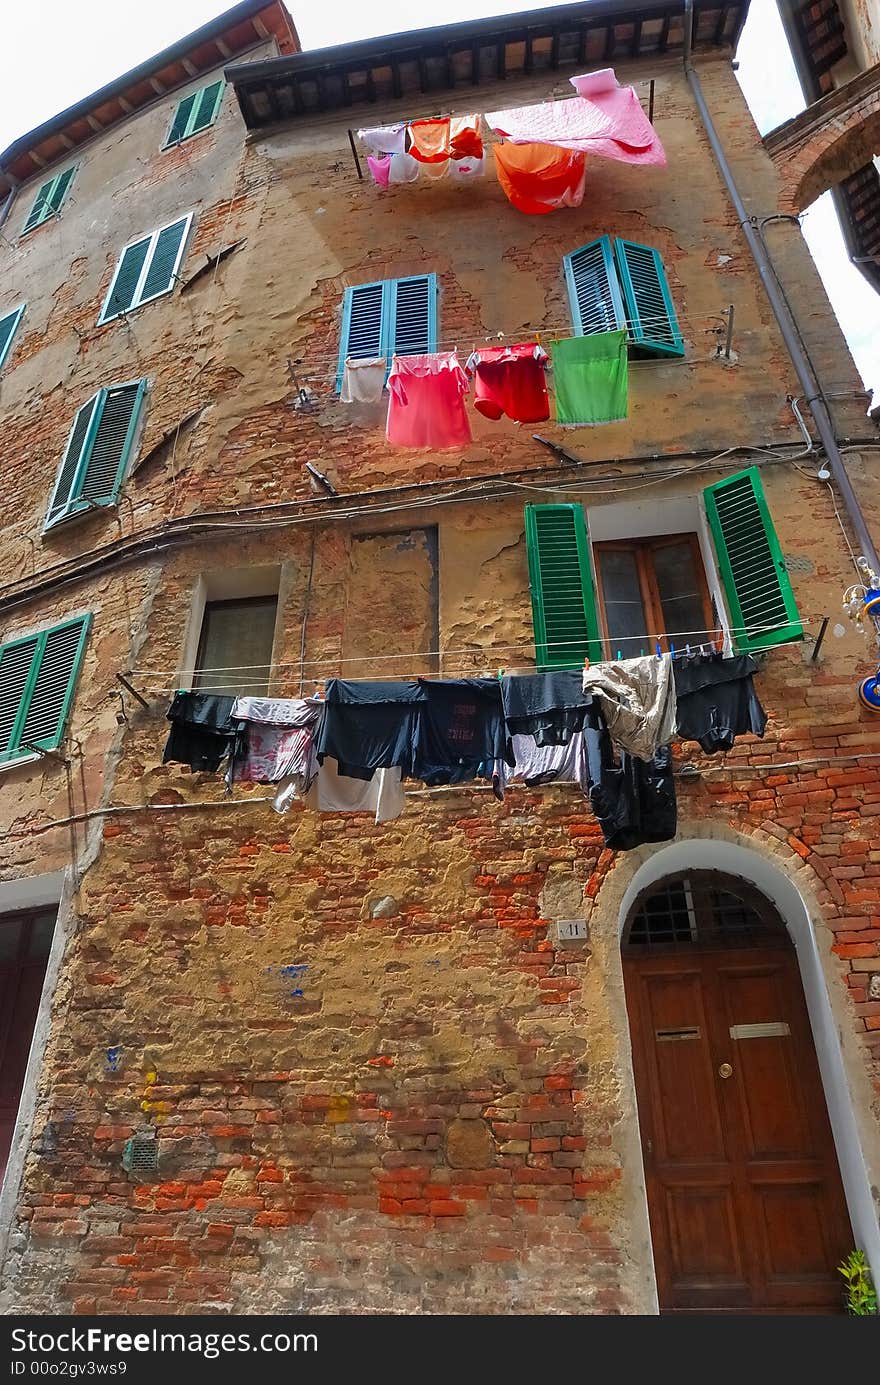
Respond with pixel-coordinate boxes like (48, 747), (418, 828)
(718, 1062), (733, 1079)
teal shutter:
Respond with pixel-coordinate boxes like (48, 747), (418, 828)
(563, 237), (626, 336)
(166, 93), (197, 145)
(0, 304), (25, 371)
(100, 235), (152, 322)
(337, 281), (386, 389)
(140, 218), (189, 300)
(190, 81), (224, 134)
(0, 616), (91, 762)
(525, 503), (602, 670)
(21, 167), (75, 234)
(390, 274), (437, 356)
(48, 167), (75, 214)
(45, 381), (146, 528)
(704, 467), (803, 650)
(613, 239), (684, 357)
(46, 394), (101, 526)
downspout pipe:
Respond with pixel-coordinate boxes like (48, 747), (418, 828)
(682, 0), (880, 574)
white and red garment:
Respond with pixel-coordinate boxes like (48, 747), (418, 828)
(231, 697), (320, 786)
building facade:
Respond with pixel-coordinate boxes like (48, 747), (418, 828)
(0, 0), (878, 1315)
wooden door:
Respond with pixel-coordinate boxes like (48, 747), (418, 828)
(0, 909), (55, 1184)
(623, 874), (853, 1314)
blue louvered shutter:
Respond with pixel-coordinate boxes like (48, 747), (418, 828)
(390, 275), (437, 357)
(525, 504), (602, 670)
(563, 237), (626, 337)
(337, 281), (385, 389)
(704, 467), (802, 650)
(190, 81), (224, 134)
(17, 619), (91, 754)
(79, 381), (146, 504)
(140, 218), (189, 300)
(46, 395), (101, 526)
(0, 305), (25, 371)
(166, 93), (197, 145)
(100, 236), (152, 322)
(22, 167), (75, 234)
(613, 239), (684, 357)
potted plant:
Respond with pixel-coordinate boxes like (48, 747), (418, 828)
(838, 1249), (878, 1315)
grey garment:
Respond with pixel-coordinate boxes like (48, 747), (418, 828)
(230, 696), (321, 728)
(582, 655), (676, 760)
(501, 732), (590, 793)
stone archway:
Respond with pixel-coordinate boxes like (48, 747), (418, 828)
(765, 64), (880, 214)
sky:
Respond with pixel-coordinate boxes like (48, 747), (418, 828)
(0, 0), (876, 400)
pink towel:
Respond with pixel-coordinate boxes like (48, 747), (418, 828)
(367, 154), (391, 188)
(386, 353), (471, 450)
(485, 68), (665, 168)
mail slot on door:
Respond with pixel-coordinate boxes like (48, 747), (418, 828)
(729, 1022), (791, 1039)
(655, 1027), (701, 1042)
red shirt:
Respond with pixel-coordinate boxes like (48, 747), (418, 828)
(466, 342), (550, 423)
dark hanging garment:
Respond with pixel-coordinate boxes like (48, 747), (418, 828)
(589, 744), (677, 851)
(412, 678), (514, 786)
(673, 654), (767, 753)
(501, 671), (595, 746)
(314, 679), (424, 781)
(163, 692), (242, 773)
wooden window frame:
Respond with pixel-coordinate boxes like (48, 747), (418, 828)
(593, 532), (716, 654)
(193, 595), (278, 695)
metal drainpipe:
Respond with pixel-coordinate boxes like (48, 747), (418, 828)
(0, 178), (17, 232)
(682, 0), (880, 573)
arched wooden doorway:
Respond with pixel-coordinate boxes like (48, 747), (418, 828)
(622, 870), (853, 1314)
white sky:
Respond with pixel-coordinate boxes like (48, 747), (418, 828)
(1, 0), (876, 399)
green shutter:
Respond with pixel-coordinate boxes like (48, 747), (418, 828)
(45, 382), (146, 528)
(0, 304), (25, 371)
(140, 218), (189, 300)
(525, 503), (602, 670)
(100, 235), (152, 322)
(190, 81), (224, 134)
(166, 93), (197, 145)
(390, 274), (437, 356)
(48, 166), (75, 213)
(46, 394), (101, 526)
(613, 239), (684, 357)
(563, 237), (626, 336)
(21, 168), (75, 235)
(704, 467), (803, 650)
(0, 616), (91, 762)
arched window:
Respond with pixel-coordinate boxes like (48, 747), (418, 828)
(622, 871), (789, 955)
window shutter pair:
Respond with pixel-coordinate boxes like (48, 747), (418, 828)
(0, 616), (91, 763)
(563, 236), (684, 357)
(525, 468), (802, 669)
(165, 81), (225, 146)
(336, 275), (438, 390)
(45, 380), (146, 530)
(0, 305), (25, 371)
(21, 166), (76, 235)
(99, 215), (192, 324)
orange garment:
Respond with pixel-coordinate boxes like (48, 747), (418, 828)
(492, 141), (586, 215)
(408, 118), (451, 163)
(449, 114), (483, 159)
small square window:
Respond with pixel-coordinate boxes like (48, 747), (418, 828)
(594, 534), (717, 657)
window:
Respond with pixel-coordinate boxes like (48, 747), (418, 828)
(0, 616), (91, 765)
(21, 167), (76, 236)
(45, 379), (146, 531)
(563, 236), (684, 357)
(0, 305), (25, 372)
(0, 907), (57, 1182)
(164, 81), (225, 147)
(594, 535), (714, 659)
(98, 214), (193, 325)
(193, 597), (278, 698)
(336, 275), (438, 390)
(524, 467), (802, 669)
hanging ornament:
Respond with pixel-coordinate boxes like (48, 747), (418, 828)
(858, 663), (880, 713)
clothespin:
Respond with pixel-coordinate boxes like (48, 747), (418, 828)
(655, 642), (662, 660)
(670, 642), (676, 659)
(535, 331), (541, 344)
(616, 650), (622, 662)
(583, 656), (590, 671)
(497, 667), (505, 680)
(686, 644), (691, 659)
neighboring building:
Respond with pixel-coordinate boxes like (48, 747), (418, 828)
(0, 0), (877, 1315)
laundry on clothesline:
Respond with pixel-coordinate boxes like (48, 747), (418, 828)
(551, 330), (629, 426)
(465, 342), (549, 423)
(161, 656), (766, 853)
(492, 141), (586, 214)
(358, 115), (484, 184)
(340, 355), (387, 405)
(386, 351), (472, 449)
(486, 69), (666, 167)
